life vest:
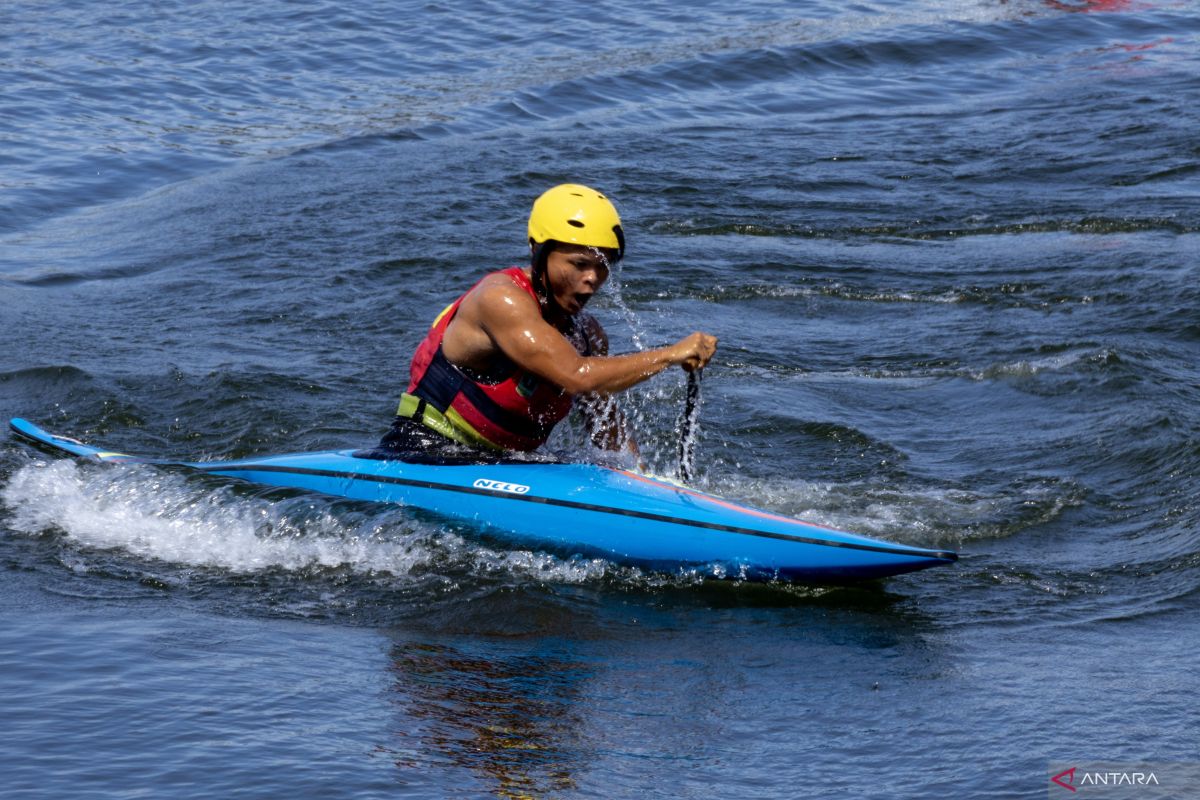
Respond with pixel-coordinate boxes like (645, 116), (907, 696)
(399, 267), (588, 452)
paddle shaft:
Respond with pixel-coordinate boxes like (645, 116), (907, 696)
(678, 368), (702, 483)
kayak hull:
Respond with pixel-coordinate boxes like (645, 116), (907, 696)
(9, 417), (958, 582)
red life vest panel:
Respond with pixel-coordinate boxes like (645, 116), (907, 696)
(401, 267), (585, 452)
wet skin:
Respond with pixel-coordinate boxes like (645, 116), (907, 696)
(442, 244), (717, 398)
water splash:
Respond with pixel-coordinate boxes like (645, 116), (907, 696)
(1, 459), (652, 586)
(584, 269), (697, 473)
(3, 459), (431, 574)
(677, 369), (703, 482)
(598, 270), (652, 352)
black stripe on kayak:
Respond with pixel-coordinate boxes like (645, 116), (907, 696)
(8, 421), (956, 563)
(196, 463), (958, 562)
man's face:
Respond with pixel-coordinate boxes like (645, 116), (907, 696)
(545, 244), (612, 314)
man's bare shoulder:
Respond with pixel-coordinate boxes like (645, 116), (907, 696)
(460, 271), (532, 309)
(461, 271), (539, 322)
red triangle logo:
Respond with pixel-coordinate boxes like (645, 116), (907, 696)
(1052, 767), (1077, 792)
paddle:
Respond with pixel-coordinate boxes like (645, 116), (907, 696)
(677, 368), (702, 483)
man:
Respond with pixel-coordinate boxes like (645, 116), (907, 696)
(379, 183), (718, 458)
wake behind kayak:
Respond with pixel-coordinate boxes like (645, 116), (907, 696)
(8, 418), (957, 582)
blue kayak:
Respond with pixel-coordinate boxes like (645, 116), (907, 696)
(8, 417), (957, 582)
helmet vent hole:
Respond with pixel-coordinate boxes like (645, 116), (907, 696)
(567, 219), (585, 228)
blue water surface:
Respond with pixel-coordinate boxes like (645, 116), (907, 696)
(2, 0), (1199, 797)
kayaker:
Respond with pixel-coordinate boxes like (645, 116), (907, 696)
(378, 183), (717, 459)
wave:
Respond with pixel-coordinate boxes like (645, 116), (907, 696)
(0, 259), (175, 288)
(0, 459), (631, 585)
(805, 346), (1126, 390)
(960, 348), (1120, 381)
(9, 0), (1192, 235)
(723, 473), (1084, 549)
(675, 278), (1098, 309)
(651, 216), (1199, 240)
(8, 457), (876, 593)
(1, 364), (95, 387)
(0, 449), (1033, 595)
(852, 347), (1123, 384)
(0, 367), (140, 428)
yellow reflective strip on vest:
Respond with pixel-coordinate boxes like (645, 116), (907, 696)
(443, 407), (503, 451)
(430, 301), (456, 330)
(395, 392), (420, 418)
(395, 392), (502, 451)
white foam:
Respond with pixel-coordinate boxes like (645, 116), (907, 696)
(828, 346), (1116, 383)
(708, 474), (1079, 546)
(967, 348), (1112, 381)
(7, 457), (1050, 585)
(2, 459), (433, 574)
(1, 459), (659, 585)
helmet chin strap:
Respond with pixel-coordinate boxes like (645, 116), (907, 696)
(530, 241), (575, 329)
(530, 241), (551, 306)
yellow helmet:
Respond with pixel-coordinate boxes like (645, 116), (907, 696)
(527, 183), (625, 261)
